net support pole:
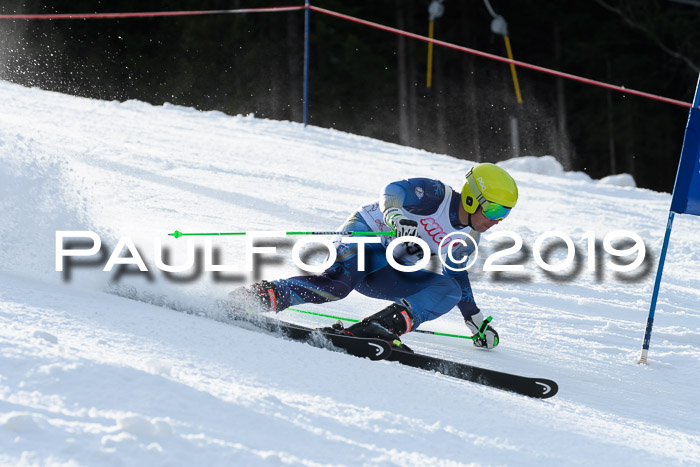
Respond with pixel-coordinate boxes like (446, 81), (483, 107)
(303, 0), (310, 127)
(426, 20), (435, 88)
(503, 35), (522, 104)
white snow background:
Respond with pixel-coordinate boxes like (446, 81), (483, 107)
(1, 80), (699, 466)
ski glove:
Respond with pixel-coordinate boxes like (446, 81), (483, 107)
(384, 207), (418, 238)
(465, 311), (499, 349)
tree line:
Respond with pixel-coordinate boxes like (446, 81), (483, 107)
(1, 0), (698, 191)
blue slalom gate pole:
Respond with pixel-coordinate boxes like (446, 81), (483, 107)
(638, 74), (700, 364)
(303, 0), (310, 127)
(638, 212), (675, 364)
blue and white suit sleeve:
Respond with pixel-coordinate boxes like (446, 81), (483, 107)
(442, 243), (480, 319)
(379, 178), (446, 215)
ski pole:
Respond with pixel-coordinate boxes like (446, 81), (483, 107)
(289, 307), (360, 322)
(415, 329), (478, 340)
(169, 229), (394, 238)
(289, 307), (477, 340)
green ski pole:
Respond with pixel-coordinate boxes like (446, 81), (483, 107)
(169, 229), (394, 238)
(288, 307), (477, 340)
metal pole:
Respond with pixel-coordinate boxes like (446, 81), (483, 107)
(503, 35), (523, 104)
(638, 211), (675, 364)
(303, 0), (310, 127)
(509, 115), (520, 157)
(169, 230), (393, 238)
(288, 307), (474, 339)
(426, 20), (435, 88)
(426, 0), (444, 89)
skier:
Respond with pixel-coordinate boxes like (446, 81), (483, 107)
(230, 163), (518, 349)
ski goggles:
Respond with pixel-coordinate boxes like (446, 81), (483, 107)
(480, 199), (512, 221)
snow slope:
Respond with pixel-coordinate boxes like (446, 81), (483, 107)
(1, 81), (699, 466)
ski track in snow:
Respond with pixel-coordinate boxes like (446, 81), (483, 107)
(1, 81), (699, 466)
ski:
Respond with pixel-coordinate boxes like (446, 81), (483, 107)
(386, 348), (559, 399)
(228, 312), (393, 361)
(227, 311), (557, 398)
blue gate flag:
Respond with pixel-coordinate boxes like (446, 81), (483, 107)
(639, 74), (700, 364)
(670, 94), (700, 216)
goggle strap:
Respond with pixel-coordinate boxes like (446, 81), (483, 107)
(466, 174), (486, 206)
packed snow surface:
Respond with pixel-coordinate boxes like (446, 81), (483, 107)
(1, 81), (699, 466)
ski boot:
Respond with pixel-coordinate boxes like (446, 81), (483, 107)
(344, 301), (414, 351)
(226, 280), (282, 319)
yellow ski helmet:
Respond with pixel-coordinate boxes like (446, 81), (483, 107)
(461, 163), (518, 220)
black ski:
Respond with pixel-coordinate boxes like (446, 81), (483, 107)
(386, 348), (558, 399)
(228, 312), (392, 361)
(227, 312), (557, 398)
